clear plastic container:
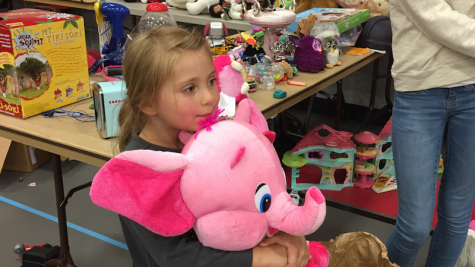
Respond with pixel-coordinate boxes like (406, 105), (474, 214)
(259, 70), (276, 91)
(138, 3), (177, 34)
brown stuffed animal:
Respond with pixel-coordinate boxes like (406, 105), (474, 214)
(365, 0), (389, 18)
(277, 61), (295, 79)
(295, 0), (338, 14)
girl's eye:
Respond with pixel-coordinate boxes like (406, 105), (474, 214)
(208, 78), (216, 86)
(183, 86), (195, 93)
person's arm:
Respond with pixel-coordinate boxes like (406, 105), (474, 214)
(126, 217), (287, 267)
(396, 0), (475, 58)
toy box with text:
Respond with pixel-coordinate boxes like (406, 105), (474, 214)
(0, 9), (89, 118)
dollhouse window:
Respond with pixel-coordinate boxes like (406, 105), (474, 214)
(317, 128), (331, 137)
(378, 159), (387, 171)
(381, 142), (392, 153)
(308, 150), (325, 160)
(333, 168), (349, 184)
(329, 152), (349, 160)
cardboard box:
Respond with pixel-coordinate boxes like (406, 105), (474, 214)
(0, 137), (51, 173)
(289, 8), (370, 34)
(0, 9), (90, 118)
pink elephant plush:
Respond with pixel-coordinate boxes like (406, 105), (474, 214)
(90, 99), (329, 267)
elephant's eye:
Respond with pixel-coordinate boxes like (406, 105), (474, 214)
(255, 183), (272, 213)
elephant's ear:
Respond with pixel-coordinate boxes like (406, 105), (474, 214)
(233, 99), (269, 132)
(90, 150), (195, 236)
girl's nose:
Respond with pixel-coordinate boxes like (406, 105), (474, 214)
(201, 87), (215, 106)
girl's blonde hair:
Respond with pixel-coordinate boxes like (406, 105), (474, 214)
(118, 26), (209, 152)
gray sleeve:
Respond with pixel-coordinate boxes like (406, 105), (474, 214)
(126, 217), (253, 267)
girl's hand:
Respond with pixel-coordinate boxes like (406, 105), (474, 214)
(252, 244), (287, 267)
(259, 232), (311, 267)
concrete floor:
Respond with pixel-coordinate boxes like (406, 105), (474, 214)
(0, 108), (432, 267)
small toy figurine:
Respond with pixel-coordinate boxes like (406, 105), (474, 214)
(204, 22), (228, 48)
(316, 31), (342, 69)
(294, 35), (325, 73)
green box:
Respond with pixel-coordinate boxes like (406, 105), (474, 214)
(288, 8), (370, 34)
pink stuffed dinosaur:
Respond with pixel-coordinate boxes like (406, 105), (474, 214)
(214, 55), (250, 117)
(90, 99), (329, 267)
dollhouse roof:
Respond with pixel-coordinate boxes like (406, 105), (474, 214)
(291, 125), (356, 154)
(379, 117), (392, 140)
(354, 131), (379, 144)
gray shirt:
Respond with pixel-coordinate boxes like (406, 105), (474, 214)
(120, 134), (253, 267)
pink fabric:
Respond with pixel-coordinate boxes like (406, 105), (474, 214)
(90, 158), (195, 236)
(292, 125), (356, 153)
(195, 107), (227, 139)
(379, 117), (392, 140)
(263, 131), (276, 143)
(214, 55), (247, 101)
(236, 93), (248, 104)
(230, 146), (246, 169)
(307, 241), (330, 267)
(213, 55), (232, 93)
(470, 220), (475, 231)
(219, 65), (244, 98)
(234, 99), (269, 133)
(266, 187), (326, 236)
(116, 150), (187, 172)
(90, 99), (327, 254)
(194, 210), (269, 250)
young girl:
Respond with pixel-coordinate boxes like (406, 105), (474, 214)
(117, 25), (311, 267)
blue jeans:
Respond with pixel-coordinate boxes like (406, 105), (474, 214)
(386, 85), (475, 267)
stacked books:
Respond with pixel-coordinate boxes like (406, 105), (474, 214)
(371, 173), (397, 193)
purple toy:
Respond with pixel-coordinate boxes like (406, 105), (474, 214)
(294, 35), (325, 73)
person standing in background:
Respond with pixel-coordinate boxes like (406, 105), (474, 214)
(386, 1), (475, 267)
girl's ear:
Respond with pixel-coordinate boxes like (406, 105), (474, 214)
(138, 100), (157, 116)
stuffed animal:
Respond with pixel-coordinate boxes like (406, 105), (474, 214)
(455, 220), (475, 267)
(209, 0), (243, 19)
(316, 31), (341, 69)
(214, 55), (249, 116)
(166, 0), (188, 9)
(294, 35), (325, 73)
(334, 0), (364, 8)
(90, 99), (329, 267)
(187, 0), (220, 15)
(277, 61), (295, 79)
(295, 0), (338, 16)
(365, 0), (389, 18)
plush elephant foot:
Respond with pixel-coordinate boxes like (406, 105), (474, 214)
(326, 64), (334, 69)
(306, 241), (329, 267)
(336, 61), (342, 66)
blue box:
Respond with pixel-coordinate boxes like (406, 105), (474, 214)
(92, 81), (125, 139)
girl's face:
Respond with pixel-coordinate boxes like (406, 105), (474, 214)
(144, 49), (219, 133)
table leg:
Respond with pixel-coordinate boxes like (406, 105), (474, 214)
(334, 79), (343, 131)
(44, 154), (77, 267)
(359, 57), (380, 132)
(302, 93), (316, 134)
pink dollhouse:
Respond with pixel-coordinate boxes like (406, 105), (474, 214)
(282, 125), (356, 191)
